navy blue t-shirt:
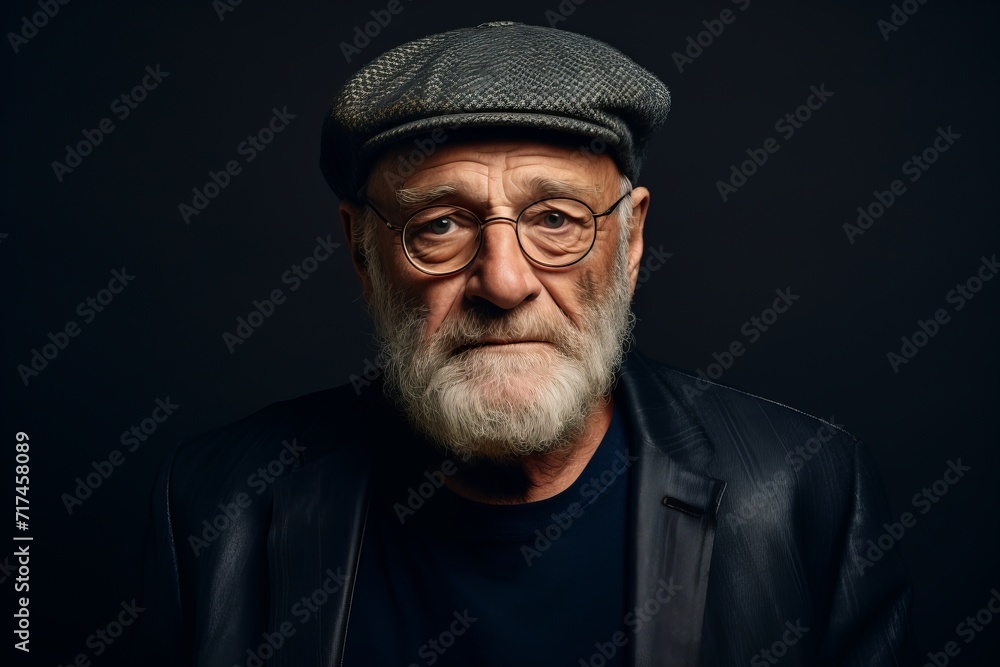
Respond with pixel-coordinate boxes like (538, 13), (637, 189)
(342, 403), (631, 666)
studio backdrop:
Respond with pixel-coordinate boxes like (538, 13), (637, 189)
(3, 0), (998, 665)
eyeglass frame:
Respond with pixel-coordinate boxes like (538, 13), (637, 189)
(356, 187), (633, 276)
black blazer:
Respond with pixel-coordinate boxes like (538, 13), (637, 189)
(137, 349), (910, 666)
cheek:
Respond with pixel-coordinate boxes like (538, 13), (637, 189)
(423, 290), (460, 333)
(392, 275), (467, 337)
(375, 233), (430, 293)
(532, 272), (590, 327)
(576, 236), (617, 300)
(574, 270), (599, 311)
(376, 232), (410, 275)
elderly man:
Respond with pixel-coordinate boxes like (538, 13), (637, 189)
(139, 21), (909, 667)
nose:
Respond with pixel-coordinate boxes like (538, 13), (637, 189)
(462, 217), (543, 310)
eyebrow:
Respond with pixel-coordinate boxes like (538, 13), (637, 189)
(521, 176), (604, 201)
(395, 184), (460, 208)
(394, 177), (603, 208)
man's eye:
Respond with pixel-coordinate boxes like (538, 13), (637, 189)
(540, 211), (566, 228)
(422, 218), (455, 235)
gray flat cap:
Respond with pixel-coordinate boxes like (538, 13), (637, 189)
(320, 20), (671, 200)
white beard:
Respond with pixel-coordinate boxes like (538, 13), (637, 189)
(362, 222), (635, 463)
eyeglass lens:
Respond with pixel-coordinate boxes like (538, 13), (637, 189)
(402, 198), (596, 273)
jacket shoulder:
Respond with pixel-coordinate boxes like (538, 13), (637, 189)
(137, 382), (384, 663)
(162, 382), (380, 534)
(625, 350), (857, 452)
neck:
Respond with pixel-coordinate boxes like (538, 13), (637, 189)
(440, 394), (615, 504)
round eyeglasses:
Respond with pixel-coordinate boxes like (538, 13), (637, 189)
(360, 192), (631, 276)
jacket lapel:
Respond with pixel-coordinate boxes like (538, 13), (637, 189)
(267, 460), (324, 667)
(619, 351), (728, 667)
(265, 385), (411, 666)
(267, 444), (373, 667)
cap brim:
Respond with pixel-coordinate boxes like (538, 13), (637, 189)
(359, 111), (623, 162)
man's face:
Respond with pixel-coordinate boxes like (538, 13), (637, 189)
(342, 138), (649, 462)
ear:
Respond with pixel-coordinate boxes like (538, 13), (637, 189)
(625, 186), (650, 297)
(339, 199), (373, 301)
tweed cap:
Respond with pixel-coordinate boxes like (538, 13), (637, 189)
(320, 20), (671, 200)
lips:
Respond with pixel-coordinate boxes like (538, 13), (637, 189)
(453, 339), (548, 355)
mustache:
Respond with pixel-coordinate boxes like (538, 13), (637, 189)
(431, 306), (577, 355)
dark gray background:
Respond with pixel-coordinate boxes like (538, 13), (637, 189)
(3, 0), (998, 665)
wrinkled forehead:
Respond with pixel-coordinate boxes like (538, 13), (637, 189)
(363, 128), (621, 202)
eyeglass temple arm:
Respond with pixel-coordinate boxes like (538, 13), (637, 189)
(595, 191), (633, 218)
(356, 189), (404, 231)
